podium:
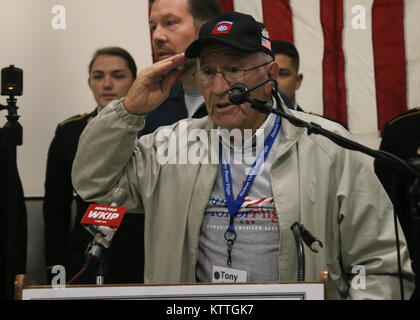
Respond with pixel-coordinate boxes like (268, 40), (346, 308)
(15, 271), (328, 300)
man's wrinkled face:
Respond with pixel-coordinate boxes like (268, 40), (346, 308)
(198, 46), (277, 132)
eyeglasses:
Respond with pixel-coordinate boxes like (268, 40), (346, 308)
(193, 61), (272, 87)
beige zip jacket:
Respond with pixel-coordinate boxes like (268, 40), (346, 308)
(72, 98), (414, 299)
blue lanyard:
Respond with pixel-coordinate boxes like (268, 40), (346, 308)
(219, 115), (281, 266)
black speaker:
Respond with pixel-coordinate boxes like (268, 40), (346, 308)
(1, 65), (23, 96)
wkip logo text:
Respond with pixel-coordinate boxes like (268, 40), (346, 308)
(88, 210), (120, 221)
(81, 204), (126, 227)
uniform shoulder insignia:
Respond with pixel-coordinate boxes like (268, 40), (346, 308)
(58, 112), (88, 127)
(388, 107), (420, 126)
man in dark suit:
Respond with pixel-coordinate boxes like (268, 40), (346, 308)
(140, 0), (222, 135)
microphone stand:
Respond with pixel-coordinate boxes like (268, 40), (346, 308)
(290, 222), (324, 282)
(245, 90), (420, 300)
(81, 232), (108, 285)
(253, 94), (420, 180)
(96, 255), (107, 286)
(0, 96), (25, 299)
(290, 223), (305, 282)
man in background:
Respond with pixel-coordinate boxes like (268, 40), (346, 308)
(271, 40), (303, 110)
(271, 40), (347, 128)
(374, 107), (420, 299)
(140, 0), (221, 135)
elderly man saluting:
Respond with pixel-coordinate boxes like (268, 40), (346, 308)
(72, 11), (414, 299)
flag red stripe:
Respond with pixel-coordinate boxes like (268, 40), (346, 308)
(372, 0), (407, 132)
(320, 0), (347, 127)
(219, 0), (234, 13)
(261, 0), (294, 43)
(244, 197), (267, 207)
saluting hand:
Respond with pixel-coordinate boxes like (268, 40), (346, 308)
(123, 53), (186, 115)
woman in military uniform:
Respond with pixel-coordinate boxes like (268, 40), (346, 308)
(43, 47), (143, 284)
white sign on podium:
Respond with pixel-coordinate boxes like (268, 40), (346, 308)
(20, 282), (325, 300)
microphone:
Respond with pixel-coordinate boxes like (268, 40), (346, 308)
(228, 79), (278, 114)
(228, 83), (250, 105)
(82, 187), (128, 260)
(67, 188), (128, 284)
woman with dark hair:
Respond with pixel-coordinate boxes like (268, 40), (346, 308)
(87, 46), (137, 112)
(43, 47), (144, 285)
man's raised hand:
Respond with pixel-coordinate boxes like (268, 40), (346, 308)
(123, 53), (186, 114)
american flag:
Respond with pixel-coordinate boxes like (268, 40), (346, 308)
(261, 36), (272, 51)
(219, 0), (420, 149)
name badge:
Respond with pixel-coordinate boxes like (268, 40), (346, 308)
(212, 265), (247, 283)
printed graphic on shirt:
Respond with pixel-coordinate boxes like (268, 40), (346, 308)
(206, 195), (278, 232)
(196, 192), (280, 283)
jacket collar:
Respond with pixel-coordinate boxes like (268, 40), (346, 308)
(273, 93), (306, 159)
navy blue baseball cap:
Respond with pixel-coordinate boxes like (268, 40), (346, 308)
(185, 11), (273, 58)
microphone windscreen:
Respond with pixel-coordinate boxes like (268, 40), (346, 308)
(229, 83), (249, 105)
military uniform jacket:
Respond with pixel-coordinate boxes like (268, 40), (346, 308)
(374, 107), (420, 299)
(43, 109), (97, 269)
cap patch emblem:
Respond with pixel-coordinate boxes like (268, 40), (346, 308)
(212, 21), (233, 34)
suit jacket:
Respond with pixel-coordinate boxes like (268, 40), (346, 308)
(139, 82), (207, 136)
